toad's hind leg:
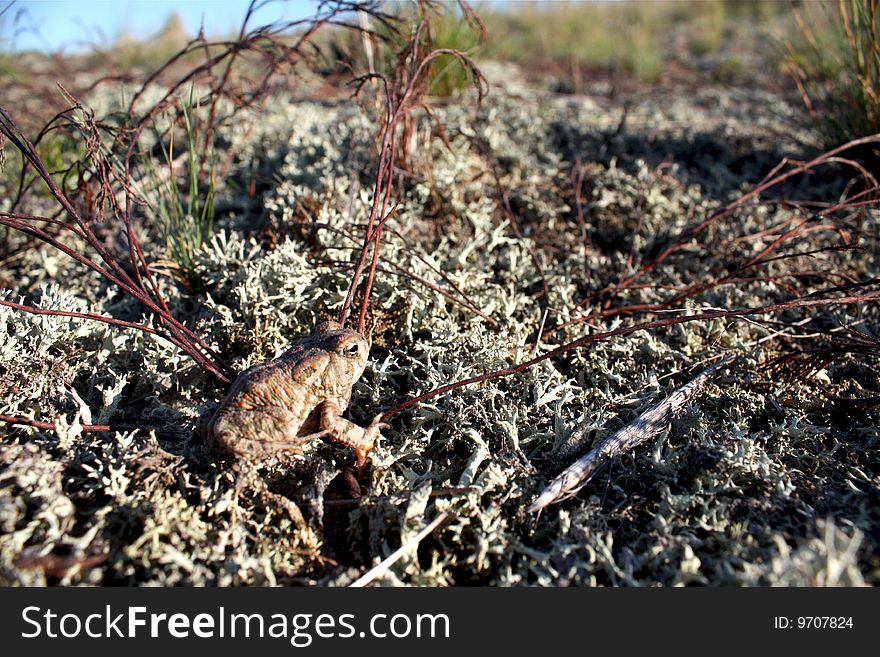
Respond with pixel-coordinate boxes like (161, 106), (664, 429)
(234, 461), (306, 528)
(211, 406), (329, 460)
(230, 462), (318, 547)
(211, 407), (322, 536)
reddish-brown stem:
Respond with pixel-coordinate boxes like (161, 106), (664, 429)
(0, 298), (160, 336)
(357, 152), (398, 333)
(339, 9), (486, 330)
(339, 130), (394, 327)
(381, 287), (880, 421)
(543, 136), (880, 340)
(0, 414), (114, 433)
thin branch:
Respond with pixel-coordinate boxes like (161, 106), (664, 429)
(339, 3), (487, 329)
(0, 298), (161, 336)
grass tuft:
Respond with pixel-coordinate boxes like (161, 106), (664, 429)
(781, 0), (880, 154)
(147, 88), (216, 293)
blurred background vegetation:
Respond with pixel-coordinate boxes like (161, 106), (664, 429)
(478, 0), (789, 84)
(0, 1), (854, 84)
(1, 1), (876, 163)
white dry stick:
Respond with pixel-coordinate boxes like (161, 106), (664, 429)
(348, 511), (450, 587)
(528, 354), (736, 513)
(359, 10), (375, 75)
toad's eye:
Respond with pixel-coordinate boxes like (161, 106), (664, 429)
(344, 343), (360, 357)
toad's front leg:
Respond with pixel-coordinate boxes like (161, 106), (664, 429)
(316, 400), (388, 475)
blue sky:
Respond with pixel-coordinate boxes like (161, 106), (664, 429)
(1, 0), (532, 54)
(2, 0), (320, 53)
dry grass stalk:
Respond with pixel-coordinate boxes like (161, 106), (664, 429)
(348, 511), (449, 587)
(338, 1), (486, 332)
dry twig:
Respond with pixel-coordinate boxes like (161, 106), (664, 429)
(529, 354), (737, 512)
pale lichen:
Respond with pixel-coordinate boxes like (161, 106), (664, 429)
(1, 63), (877, 587)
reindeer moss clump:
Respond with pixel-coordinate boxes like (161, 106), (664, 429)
(2, 63), (878, 586)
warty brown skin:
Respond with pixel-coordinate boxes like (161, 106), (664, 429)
(207, 320), (386, 472)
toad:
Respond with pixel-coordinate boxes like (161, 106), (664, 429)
(206, 320), (387, 474)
